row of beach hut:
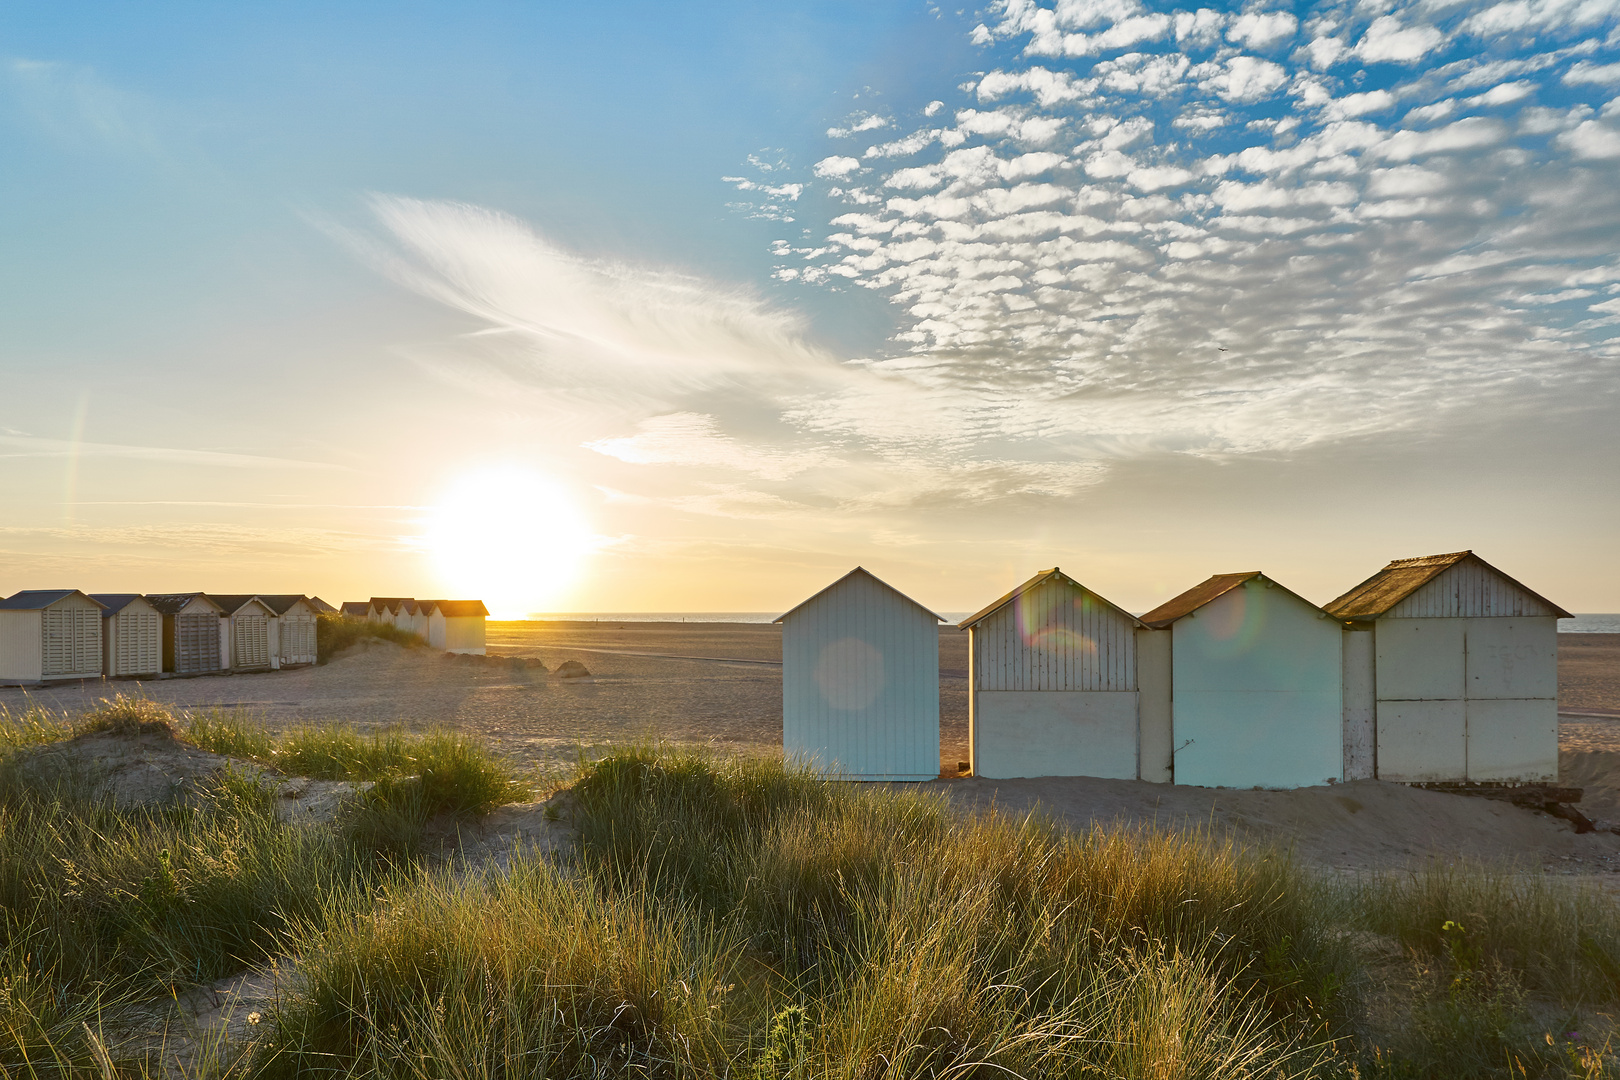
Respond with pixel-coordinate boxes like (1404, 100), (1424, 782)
(778, 550), (1569, 788)
(339, 597), (490, 654)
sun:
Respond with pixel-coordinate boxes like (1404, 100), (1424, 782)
(424, 466), (594, 618)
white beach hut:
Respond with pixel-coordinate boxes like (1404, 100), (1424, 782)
(368, 598), (410, 627)
(0, 590), (105, 685)
(423, 600), (488, 654)
(90, 594), (162, 678)
(260, 595), (320, 668)
(340, 601), (370, 620)
(307, 597), (338, 616)
(1324, 550), (1569, 784)
(775, 567), (944, 782)
(209, 595), (278, 672)
(148, 593), (227, 675)
(958, 568), (1147, 780)
(1139, 572), (1344, 790)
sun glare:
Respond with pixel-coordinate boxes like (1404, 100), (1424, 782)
(425, 467), (594, 618)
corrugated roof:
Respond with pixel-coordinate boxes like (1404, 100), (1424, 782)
(429, 599), (488, 617)
(1323, 550), (1573, 620)
(957, 567), (1143, 630)
(146, 593), (224, 616)
(257, 594), (312, 616)
(0, 589), (97, 611)
(1138, 572), (1264, 629)
(773, 566), (945, 624)
(88, 593), (149, 616)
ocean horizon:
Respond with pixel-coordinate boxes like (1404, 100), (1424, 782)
(517, 613), (1620, 632)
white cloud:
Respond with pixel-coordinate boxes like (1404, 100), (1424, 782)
(1566, 60), (1620, 84)
(814, 156), (862, 178)
(1227, 11), (1300, 50)
(1373, 116), (1509, 159)
(1202, 56), (1291, 102)
(827, 114), (891, 138)
(584, 413), (825, 480)
(1322, 89), (1398, 119)
(1352, 16), (1447, 63)
(1558, 119), (1620, 157)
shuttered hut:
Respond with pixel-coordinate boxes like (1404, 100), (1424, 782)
(208, 595), (277, 672)
(1324, 551), (1569, 784)
(0, 590), (105, 684)
(90, 594), (162, 678)
(260, 595), (319, 667)
(148, 594), (227, 675)
(424, 600), (488, 654)
(775, 568), (943, 782)
(958, 568), (1146, 780)
(1140, 572), (1343, 789)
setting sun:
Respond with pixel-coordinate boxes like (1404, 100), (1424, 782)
(424, 466), (595, 617)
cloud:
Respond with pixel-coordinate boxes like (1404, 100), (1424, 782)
(1558, 119), (1620, 158)
(827, 114), (891, 138)
(814, 155), (862, 177)
(1226, 11), (1299, 51)
(583, 412), (826, 480)
(0, 434), (342, 470)
(1201, 56), (1290, 103)
(1566, 60), (1620, 84)
(1352, 16), (1447, 64)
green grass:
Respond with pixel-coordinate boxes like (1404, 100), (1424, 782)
(315, 614), (424, 664)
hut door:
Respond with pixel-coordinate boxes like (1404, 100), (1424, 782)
(176, 614), (220, 674)
(236, 616), (270, 668)
(42, 606), (97, 676)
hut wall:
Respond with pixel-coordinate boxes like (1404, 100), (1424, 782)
(441, 616), (486, 654)
(106, 602), (162, 678)
(0, 611), (44, 682)
(274, 605), (318, 666)
(1136, 627), (1172, 782)
(1342, 627), (1375, 780)
(1171, 580), (1343, 789)
(1388, 562), (1561, 619)
(782, 573), (939, 781)
(43, 595), (103, 680)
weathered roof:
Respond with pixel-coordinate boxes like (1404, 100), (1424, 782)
(430, 600), (488, 618)
(307, 596), (338, 614)
(257, 595), (312, 616)
(1138, 571), (1327, 629)
(958, 567), (1143, 630)
(1324, 550), (1573, 620)
(88, 593), (151, 616)
(773, 566), (945, 624)
(369, 597), (414, 614)
(339, 601), (370, 616)
(208, 595), (273, 616)
(0, 589), (98, 611)
(146, 593), (225, 616)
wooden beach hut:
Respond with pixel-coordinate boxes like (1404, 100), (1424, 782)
(958, 568), (1147, 780)
(368, 598), (411, 627)
(1324, 551), (1569, 784)
(260, 595), (319, 667)
(0, 590), (104, 684)
(148, 593), (227, 675)
(775, 567), (943, 781)
(424, 600), (488, 654)
(90, 594), (162, 678)
(307, 597), (338, 615)
(1139, 572), (1343, 789)
(339, 601), (369, 620)
(208, 595), (277, 672)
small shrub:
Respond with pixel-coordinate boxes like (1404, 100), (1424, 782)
(315, 614), (423, 664)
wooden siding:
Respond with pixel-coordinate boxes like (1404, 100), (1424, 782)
(0, 611), (44, 682)
(42, 597), (102, 678)
(174, 614), (222, 674)
(972, 579), (1137, 692)
(782, 570), (939, 781)
(1389, 561), (1560, 619)
(234, 615), (271, 669)
(108, 604), (161, 677)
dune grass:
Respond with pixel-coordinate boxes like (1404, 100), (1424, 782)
(314, 614), (423, 664)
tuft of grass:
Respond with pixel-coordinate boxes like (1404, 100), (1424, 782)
(315, 614), (423, 664)
(0, 700), (74, 754)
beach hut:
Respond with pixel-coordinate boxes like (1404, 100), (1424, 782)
(1324, 551), (1569, 784)
(339, 601), (370, 620)
(208, 595), (278, 672)
(958, 568), (1147, 780)
(307, 597), (338, 615)
(260, 595), (319, 667)
(0, 590), (105, 684)
(1139, 572), (1343, 789)
(423, 600), (488, 654)
(148, 594), (227, 675)
(397, 600), (428, 640)
(90, 594), (162, 678)
(368, 598), (411, 627)
(775, 567), (944, 781)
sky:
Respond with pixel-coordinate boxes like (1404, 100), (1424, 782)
(2, 0), (1618, 618)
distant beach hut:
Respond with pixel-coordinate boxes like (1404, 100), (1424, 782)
(1324, 550), (1569, 784)
(368, 598), (411, 627)
(307, 596), (338, 615)
(148, 593), (227, 675)
(1139, 572), (1343, 789)
(775, 567), (943, 781)
(208, 595), (278, 672)
(397, 600), (429, 640)
(89, 594), (162, 678)
(423, 600), (488, 654)
(339, 601), (370, 620)
(259, 595), (320, 667)
(0, 590), (105, 685)
(958, 568), (1147, 780)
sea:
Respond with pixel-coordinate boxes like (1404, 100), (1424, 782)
(526, 612), (1620, 631)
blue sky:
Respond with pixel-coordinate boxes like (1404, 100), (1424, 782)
(2, 1), (1618, 615)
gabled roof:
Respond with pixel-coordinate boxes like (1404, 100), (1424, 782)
(369, 597), (413, 614)
(88, 593), (153, 616)
(307, 596), (338, 614)
(1139, 571), (1328, 629)
(773, 566), (945, 624)
(146, 593), (226, 616)
(207, 594), (274, 616)
(0, 589), (100, 611)
(340, 601), (371, 617)
(257, 594), (313, 616)
(1324, 550), (1573, 620)
(958, 567), (1143, 630)
(428, 599), (488, 617)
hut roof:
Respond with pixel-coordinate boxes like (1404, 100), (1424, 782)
(369, 597), (414, 614)
(88, 593), (149, 616)
(307, 597), (338, 614)
(1323, 550), (1572, 620)
(257, 595), (312, 616)
(1139, 571), (1327, 629)
(208, 595), (273, 616)
(146, 593), (225, 616)
(957, 567), (1143, 630)
(429, 600), (488, 618)
(773, 566), (945, 625)
(339, 602), (370, 617)
(0, 589), (99, 611)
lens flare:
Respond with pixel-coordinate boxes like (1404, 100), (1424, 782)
(1014, 591), (1098, 657)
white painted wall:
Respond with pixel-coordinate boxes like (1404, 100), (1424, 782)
(273, 602), (319, 667)
(1136, 628), (1172, 783)
(1342, 627), (1375, 780)
(1170, 580), (1343, 789)
(973, 690), (1138, 778)
(42, 595), (103, 680)
(781, 570), (940, 781)
(105, 600), (161, 678)
(0, 610), (44, 682)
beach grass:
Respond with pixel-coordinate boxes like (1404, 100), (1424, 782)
(314, 613), (424, 664)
